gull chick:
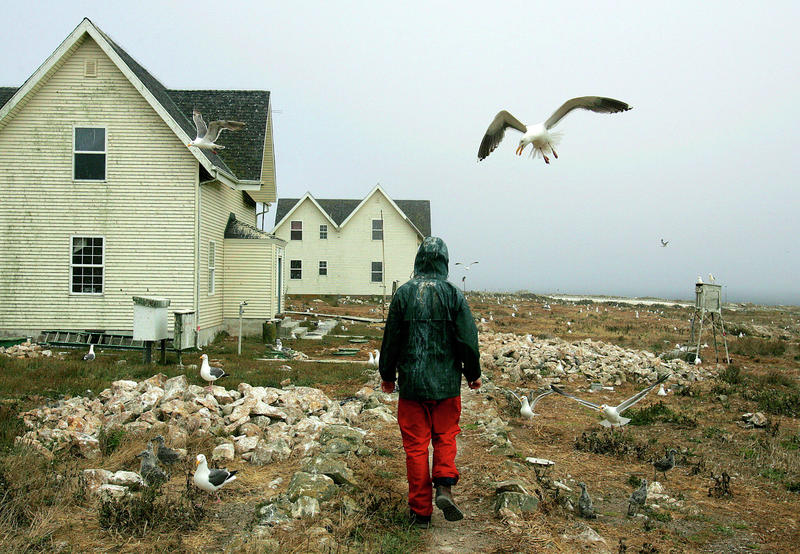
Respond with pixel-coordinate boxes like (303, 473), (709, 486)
(551, 373), (670, 429)
(478, 96), (632, 164)
(151, 435), (183, 465)
(187, 109), (245, 152)
(653, 449), (678, 481)
(577, 482), (596, 519)
(193, 454), (238, 503)
(627, 479), (648, 516)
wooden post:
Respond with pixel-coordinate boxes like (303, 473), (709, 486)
(160, 339), (167, 365)
(143, 341), (152, 364)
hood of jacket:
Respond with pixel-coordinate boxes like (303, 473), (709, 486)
(413, 236), (449, 280)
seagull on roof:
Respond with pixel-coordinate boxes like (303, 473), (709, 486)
(660, 239), (669, 248)
(478, 96), (632, 164)
(83, 344), (95, 361)
(551, 373), (670, 429)
(200, 354), (229, 391)
(193, 454), (237, 503)
(187, 109), (245, 153)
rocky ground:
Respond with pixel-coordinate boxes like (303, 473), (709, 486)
(1, 293), (798, 552)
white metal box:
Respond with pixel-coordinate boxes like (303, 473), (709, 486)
(132, 296), (171, 341)
(173, 310), (196, 350)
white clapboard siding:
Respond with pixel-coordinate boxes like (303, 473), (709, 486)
(274, 189), (422, 295)
(198, 181), (254, 329)
(0, 37), (197, 331)
(258, 107), (277, 203)
(222, 239), (280, 319)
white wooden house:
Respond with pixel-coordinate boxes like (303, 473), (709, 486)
(0, 18), (285, 345)
(272, 186), (430, 295)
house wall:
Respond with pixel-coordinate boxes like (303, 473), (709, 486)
(0, 37), (197, 334)
(197, 182), (254, 339)
(274, 190), (422, 295)
(222, 238), (276, 319)
(258, 107), (277, 202)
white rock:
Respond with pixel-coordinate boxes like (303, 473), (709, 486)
(212, 442), (235, 462)
(109, 471), (145, 488)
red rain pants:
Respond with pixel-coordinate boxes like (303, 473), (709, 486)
(397, 396), (461, 516)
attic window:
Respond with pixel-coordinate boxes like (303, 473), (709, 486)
(74, 127), (106, 181)
(84, 59), (98, 78)
(290, 221), (302, 240)
(372, 219), (383, 240)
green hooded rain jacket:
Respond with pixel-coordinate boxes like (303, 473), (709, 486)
(378, 237), (481, 400)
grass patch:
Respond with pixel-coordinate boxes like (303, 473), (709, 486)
(97, 427), (126, 456)
(730, 338), (787, 358)
(574, 430), (651, 461)
(98, 481), (205, 536)
(741, 388), (800, 417)
(760, 467), (786, 481)
(627, 401), (698, 428)
(718, 364), (743, 385)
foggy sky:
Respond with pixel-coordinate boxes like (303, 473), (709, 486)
(3, 1), (798, 305)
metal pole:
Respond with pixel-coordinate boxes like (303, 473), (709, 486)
(238, 300), (248, 355)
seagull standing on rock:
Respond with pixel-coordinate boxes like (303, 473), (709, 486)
(200, 353), (229, 391)
(551, 373), (671, 429)
(193, 454), (237, 503)
(478, 96), (632, 164)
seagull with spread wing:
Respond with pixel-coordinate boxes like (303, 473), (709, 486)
(187, 109), (245, 152)
(509, 389), (554, 422)
(660, 239), (669, 248)
(478, 96), (632, 164)
(551, 373), (670, 429)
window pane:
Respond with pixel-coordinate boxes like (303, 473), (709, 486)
(291, 221), (302, 230)
(319, 261), (327, 275)
(75, 128), (105, 151)
(372, 220), (383, 240)
(290, 260), (301, 269)
(74, 153), (106, 180)
(371, 262), (382, 271)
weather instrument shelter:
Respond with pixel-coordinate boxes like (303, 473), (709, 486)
(689, 283), (730, 363)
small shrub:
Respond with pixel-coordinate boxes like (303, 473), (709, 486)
(574, 430), (650, 461)
(759, 467), (785, 481)
(97, 427), (126, 456)
(730, 337), (786, 358)
(786, 481), (800, 493)
(755, 370), (796, 388)
(98, 482), (204, 536)
(742, 388), (800, 417)
(718, 364), (742, 385)
(627, 474), (642, 488)
(627, 402), (698, 428)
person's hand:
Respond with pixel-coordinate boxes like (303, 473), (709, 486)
(381, 380), (396, 393)
(468, 379), (482, 390)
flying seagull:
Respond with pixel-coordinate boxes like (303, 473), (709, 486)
(83, 344), (95, 361)
(200, 353), (229, 391)
(660, 239), (669, 247)
(478, 96), (632, 164)
(551, 373), (670, 429)
(193, 454), (238, 503)
(455, 261), (480, 270)
(187, 109), (245, 152)
(510, 389), (554, 421)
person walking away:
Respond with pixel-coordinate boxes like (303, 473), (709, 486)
(378, 237), (481, 528)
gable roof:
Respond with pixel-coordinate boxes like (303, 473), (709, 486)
(0, 19), (272, 193)
(274, 187), (431, 238)
(224, 213), (285, 243)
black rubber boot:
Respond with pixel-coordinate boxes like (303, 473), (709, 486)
(409, 510), (431, 529)
(434, 485), (464, 521)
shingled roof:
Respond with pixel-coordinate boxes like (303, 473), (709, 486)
(224, 213), (281, 240)
(275, 196), (431, 238)
(0, 87), (18, 109)
(0, 20), (269, 184)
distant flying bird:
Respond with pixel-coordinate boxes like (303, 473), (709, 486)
(478, 96), (632, 164)
(200, 353), (229, 390)
(83, 344), (95, 361)
(188, 109), (245, 152)
(660, 239), (669, 247)
(193, 454), (237, 503)
(455, 261), (479, 270)
(551, 373), (670, 429)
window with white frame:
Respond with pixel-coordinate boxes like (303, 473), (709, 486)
(319, 224), (327, 239)
(208, 241), (216, 295)
(71, 236), (104, 294)
(290, 220), (303, 240)
(372, 219), (383, 240)
(319, 261), (327, 276)
(74, 127), (106, 181)
(371, 261), (383, 283)
(290, 259), (302, 279)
